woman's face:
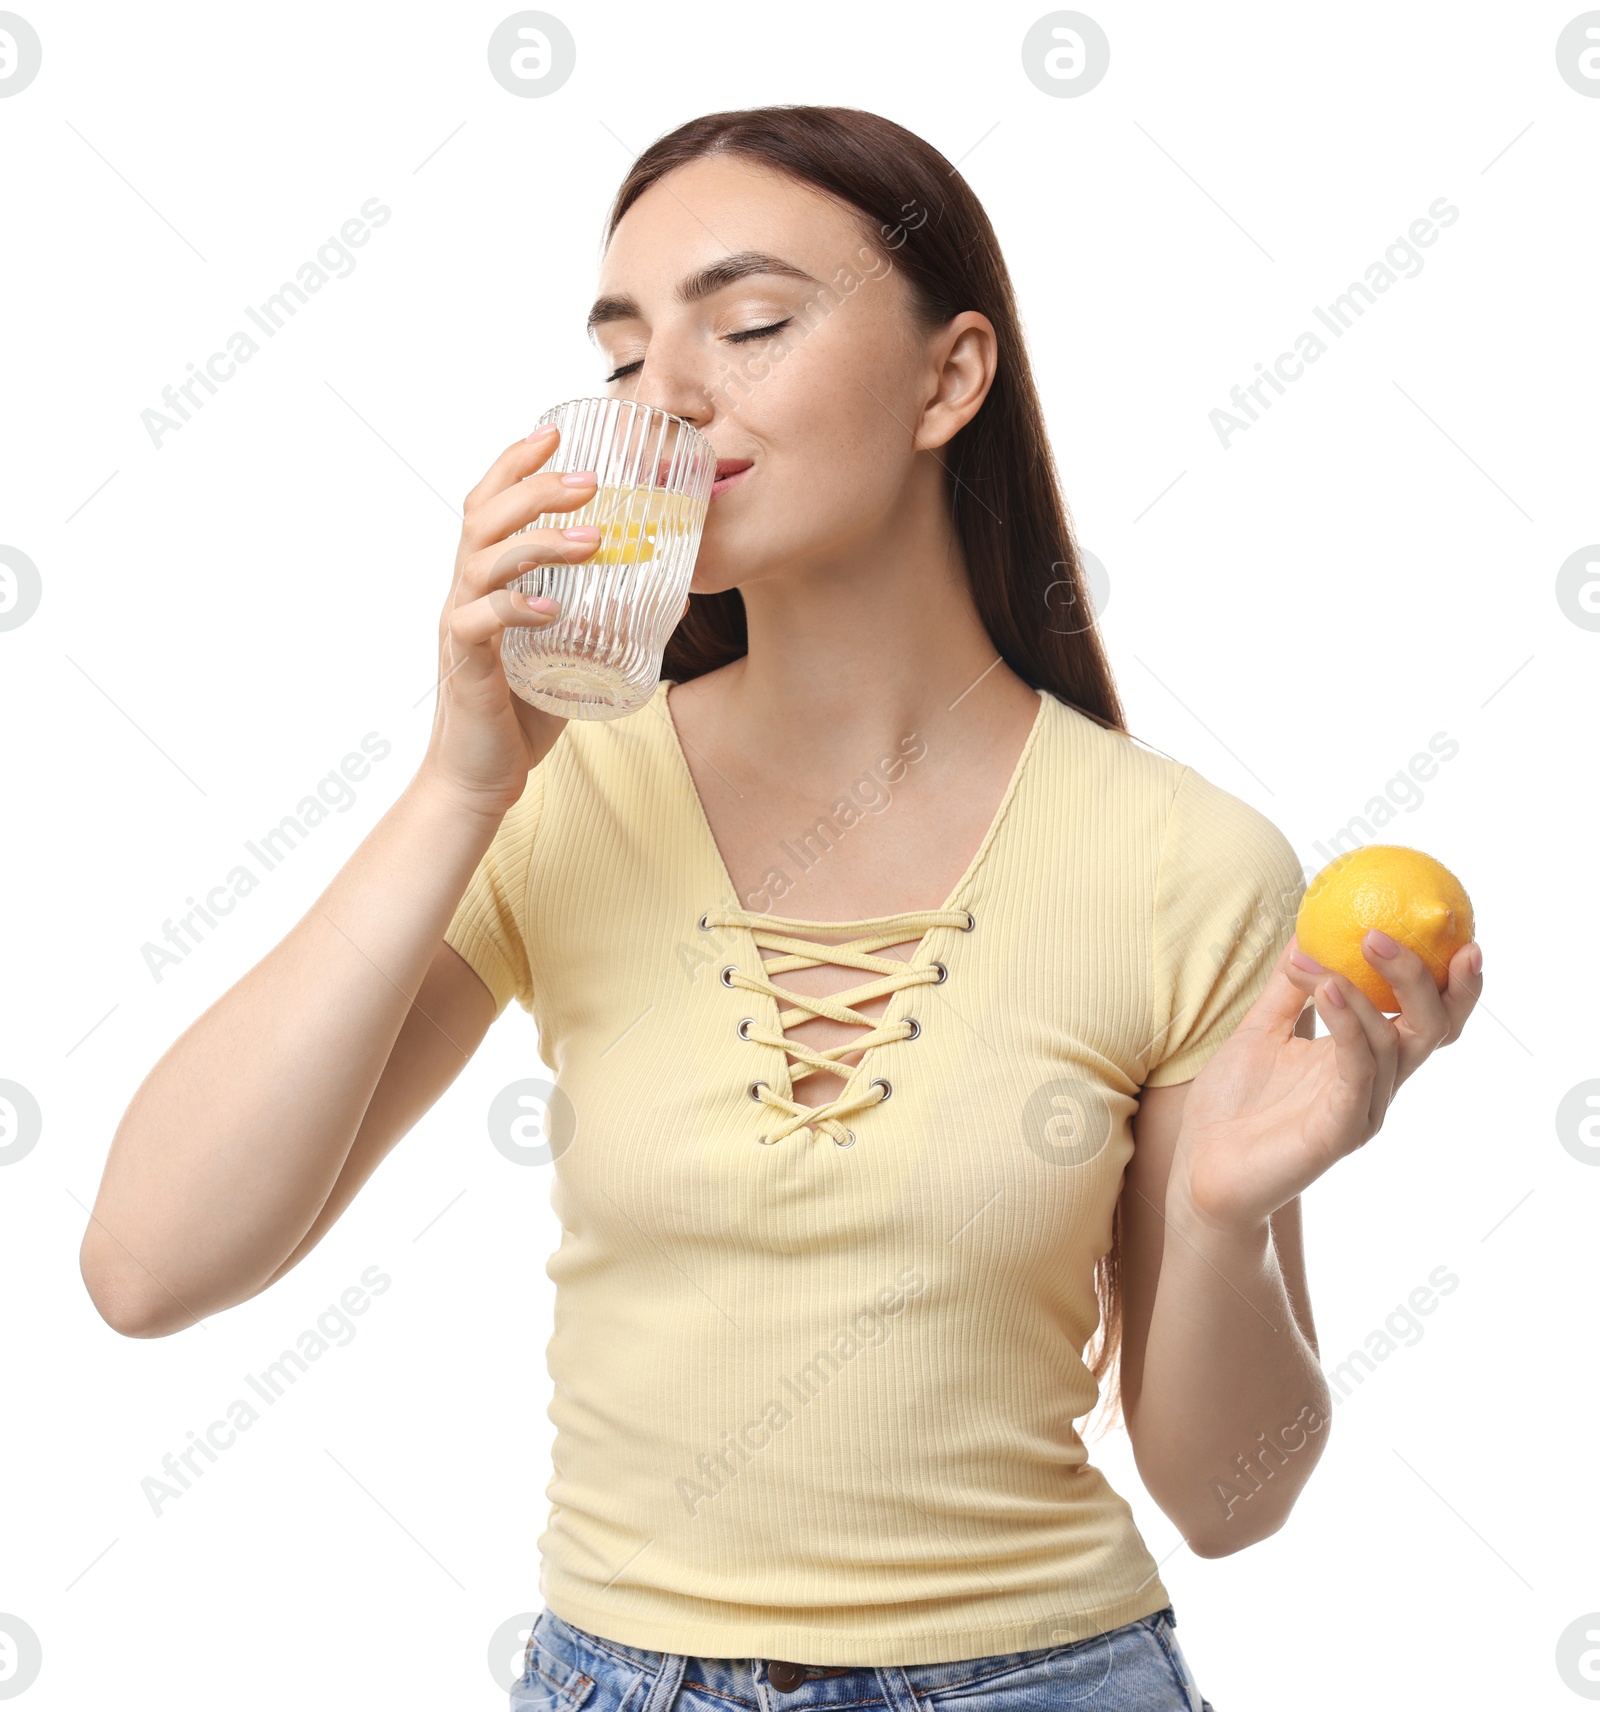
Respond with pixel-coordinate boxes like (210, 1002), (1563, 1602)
(590, 154), (968, 595)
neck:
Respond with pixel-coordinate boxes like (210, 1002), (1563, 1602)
(712, 463), (1031, 777)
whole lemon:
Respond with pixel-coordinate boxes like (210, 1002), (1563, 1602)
(1295, 845), (1474, 1013)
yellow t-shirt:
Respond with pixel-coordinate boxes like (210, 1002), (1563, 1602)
(444, 676), (1307, 1665)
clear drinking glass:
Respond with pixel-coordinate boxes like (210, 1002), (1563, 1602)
(500, 397), (717, 720)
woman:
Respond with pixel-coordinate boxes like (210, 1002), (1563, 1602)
(83, 107), (1482, 1710)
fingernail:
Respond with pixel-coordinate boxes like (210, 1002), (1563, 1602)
(563, 526), (601, 540)
(1289, 948), (1323, 972)
(1366, 929), (1400, 959)
(1468, 945), (1483, 976)
(1324, 978), (1346, 1009)
(561, 470), (598, 487)
(527, 425), (557, 443)
(521, 593), (558, 612)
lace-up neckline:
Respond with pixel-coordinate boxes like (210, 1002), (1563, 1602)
(656, 677), (1051, 1149)
(699, 907), (976, 1146)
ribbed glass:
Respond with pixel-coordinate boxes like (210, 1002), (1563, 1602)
(501, 397), (717, 720)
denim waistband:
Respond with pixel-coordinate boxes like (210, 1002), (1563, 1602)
(531, 1601), (1183, 1702)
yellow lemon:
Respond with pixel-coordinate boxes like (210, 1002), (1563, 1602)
(591, 527), (658, 565)
(1295, 845), (1474, 1013)
(585, 484), (701, 564)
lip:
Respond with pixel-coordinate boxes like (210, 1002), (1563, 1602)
(710, 458), (754, 501)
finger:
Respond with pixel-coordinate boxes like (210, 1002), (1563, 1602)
(463, 425), (563, 519)
(1284, 934), (1332, 1000)
(448, 585), (564, 655)
(463, 464), (601, 554)
(1247, 945), (1325, 1033)
(1439, 941), (1483, 1043)
(1316, 965), (1400, 1125)
(459, 529), (602, 604)
(1362, 930), (1452, 1084)
(1310, 975), (1384, 1144)
(1289, 935), (1403, 1109)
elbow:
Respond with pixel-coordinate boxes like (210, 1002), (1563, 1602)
(1185, 1516), (1278, 1558)
(89, 1288), (202, 1339)
(105, 1310), (175, 1340)
(84, 1263), (265, 1339)
(84, 1282), (168, 1339)
(1164, 1409), (1333, 1559)
(82, 1268), (170, 1339)
(80, 1245), (194, 1339)
(1182, 1482), (1311, 1558)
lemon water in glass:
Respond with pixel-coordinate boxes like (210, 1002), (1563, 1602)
(500, 397), (717, 720)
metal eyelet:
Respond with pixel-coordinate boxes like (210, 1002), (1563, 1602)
(748, 1079), (770, 1102)
(834, 1129), (857, 1147)
(901, 1017), (921, 1041)
(960, 910), (976, 931)
(929, 961), (948, 984)
(870, 1077), (893, 1102)
(697, 912), (711, 930)
(720, 964), (738, 987)
(737, 1017), (756, 1040)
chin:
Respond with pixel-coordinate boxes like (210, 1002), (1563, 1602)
(685, 543), (752, 598)
(685, 575), (746, 601)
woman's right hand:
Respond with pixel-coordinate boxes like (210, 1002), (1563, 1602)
(420, 427), (604, 819)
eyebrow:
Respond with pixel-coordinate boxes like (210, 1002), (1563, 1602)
(586, 250), (821, 338)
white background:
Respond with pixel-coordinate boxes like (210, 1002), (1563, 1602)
(2, 2), (1596, 1707)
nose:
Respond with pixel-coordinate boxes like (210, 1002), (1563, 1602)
(629, 378), (712, 436)
(621, 336), (717, 435)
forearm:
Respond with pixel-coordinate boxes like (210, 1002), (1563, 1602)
(1127, 1175), (1332, 1556)
(82, 768), (505, 1330)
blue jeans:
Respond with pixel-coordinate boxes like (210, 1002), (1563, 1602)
(513, 1604), (1216, 1711)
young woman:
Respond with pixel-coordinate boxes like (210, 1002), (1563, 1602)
(84, 106), (1482, 1710)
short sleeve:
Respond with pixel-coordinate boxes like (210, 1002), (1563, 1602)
(442, 764), (545, 1019)
(1143, 766), (1308, 1087)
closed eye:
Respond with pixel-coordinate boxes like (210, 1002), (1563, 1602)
(605, 319), (794, 385)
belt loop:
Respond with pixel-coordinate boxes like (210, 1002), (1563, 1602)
(637, 1647), (687, 1712)
(872, 1662), (923, 1712)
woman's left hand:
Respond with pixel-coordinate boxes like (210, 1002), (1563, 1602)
(1170, 930), (1484, 1236)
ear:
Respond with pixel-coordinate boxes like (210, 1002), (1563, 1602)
(913, 310), (998, 453)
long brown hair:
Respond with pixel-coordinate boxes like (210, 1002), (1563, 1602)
(602, 105), (1134, 1440)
